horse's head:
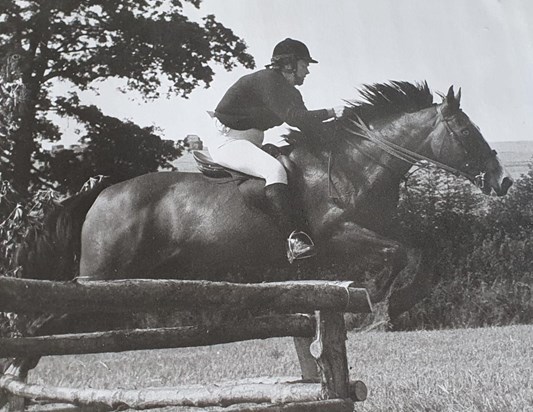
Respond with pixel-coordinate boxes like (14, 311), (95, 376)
(430, 86), (513, 196)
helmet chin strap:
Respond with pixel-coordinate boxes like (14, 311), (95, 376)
(280, 58), (303, 85)
(280, 68), (297, 85)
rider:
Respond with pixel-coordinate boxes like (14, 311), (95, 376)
(210, 38), (345, 262)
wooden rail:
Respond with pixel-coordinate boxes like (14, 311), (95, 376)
(0, 375), (366, 411)
(0, 314), (314, 357)
(0, 278), (372, 411)
(0, 278), (372, 315)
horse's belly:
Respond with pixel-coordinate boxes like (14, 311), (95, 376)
(79, 175), (282, 280)
(81, 222), (282, 280)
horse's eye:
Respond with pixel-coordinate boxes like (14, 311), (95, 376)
(461, 129), (470, 136)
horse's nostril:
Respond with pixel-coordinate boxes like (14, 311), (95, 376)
(503, 177), (513, 189)
(501, 177), (513, 194)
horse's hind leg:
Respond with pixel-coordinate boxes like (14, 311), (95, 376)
(1, 357), (38, 411)
(388, 245), (439, 326)
(0, 311), (135, 411)
(0, 313), (54, 411)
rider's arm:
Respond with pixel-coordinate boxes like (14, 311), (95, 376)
(257, 71), (333, 134)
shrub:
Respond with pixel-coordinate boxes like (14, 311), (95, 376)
(0, 175), (62, 337)
(395, 166), (533, 330)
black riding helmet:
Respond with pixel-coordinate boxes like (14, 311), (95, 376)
(270, 38), (318, 65)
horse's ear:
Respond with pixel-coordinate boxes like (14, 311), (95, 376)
(446, 86), (455, 102)
(455, 87), (462, 105)
(441, 85), (460, 115)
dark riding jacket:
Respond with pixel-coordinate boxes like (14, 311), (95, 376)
(214, 68), (330, 137)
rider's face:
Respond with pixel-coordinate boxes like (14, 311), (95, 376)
(294, 60), (310, 86)
(282, 60), (310, 86)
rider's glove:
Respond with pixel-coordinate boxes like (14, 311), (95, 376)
(329, 106), (346, 119)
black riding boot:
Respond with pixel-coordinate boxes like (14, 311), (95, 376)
(264, 183), (315, 263)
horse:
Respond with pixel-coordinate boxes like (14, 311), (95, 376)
(4, 81), (513, 382)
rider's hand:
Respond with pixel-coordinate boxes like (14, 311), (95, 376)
(330, 106), (346, 119)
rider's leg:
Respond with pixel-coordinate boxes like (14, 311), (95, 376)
(210, 139), (287, 184)
(210, 138), (315, 261)
(264, 182), (315, 262)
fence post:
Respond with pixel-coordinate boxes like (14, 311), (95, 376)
(310, 311), (350, 399)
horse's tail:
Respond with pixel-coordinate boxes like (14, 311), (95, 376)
(14, 181), (112, 281)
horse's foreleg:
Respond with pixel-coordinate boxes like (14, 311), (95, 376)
(322, 222), (408, 301)
(292, 222), (408, 377)
(293, 336), (319, 380)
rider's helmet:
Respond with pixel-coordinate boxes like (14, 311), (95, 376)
(268, 38), (318, 69)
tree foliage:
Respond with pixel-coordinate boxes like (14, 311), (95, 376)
(0, 0), (255, 192)
(0, 0), (256, 335)
(39, 95), (181, 192)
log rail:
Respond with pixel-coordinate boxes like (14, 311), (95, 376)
(0, 278), (372, 411)
(0, 278), (371, 315)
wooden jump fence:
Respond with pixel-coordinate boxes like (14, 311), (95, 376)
(0, 277), (372, 412)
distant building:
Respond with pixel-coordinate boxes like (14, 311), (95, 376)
(35, 143), (88, 176)
(183, 134), (203, 151)
(47, 143), (88, 156)
(50, 144), (65, 154)
(69, 144), (85, 154)
(171, 134), (206, 173)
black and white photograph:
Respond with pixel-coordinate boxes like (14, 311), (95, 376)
(0, 1), (532, 411)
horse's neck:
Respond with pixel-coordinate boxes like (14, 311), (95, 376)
(306, 109), (437, 210)
(290, 107), (437, 204)
(344, 108), (438, 184)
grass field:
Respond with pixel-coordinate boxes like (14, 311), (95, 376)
(28, 324), (533, 412)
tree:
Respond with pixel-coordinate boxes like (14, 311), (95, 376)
(0, 0), (255, 193)
(40, 97), (182, 192)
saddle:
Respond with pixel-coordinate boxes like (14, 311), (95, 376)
(192, 147), (304, 223)
(192, 144), (292, 180)
(192, 150), (241, 179)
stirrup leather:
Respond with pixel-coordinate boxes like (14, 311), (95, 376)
(287, 230), (316, 264)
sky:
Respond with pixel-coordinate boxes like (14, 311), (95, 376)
(52, 0), (533, 149)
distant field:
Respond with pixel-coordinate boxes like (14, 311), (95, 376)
(491, 141), (533, 179)
(27, 324), (533, 412)
(173, 140), (533, 178)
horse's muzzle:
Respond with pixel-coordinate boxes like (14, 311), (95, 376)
(498, 176), (513, 196)
(489, 176), (513, 196)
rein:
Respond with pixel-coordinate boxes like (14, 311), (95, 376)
(341, 108), (486, 188)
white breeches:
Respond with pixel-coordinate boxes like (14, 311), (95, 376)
(209, 119), (288, 186)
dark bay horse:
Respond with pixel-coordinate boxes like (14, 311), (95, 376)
(15, 82), (512, 317)
(5, 82), (512, 379)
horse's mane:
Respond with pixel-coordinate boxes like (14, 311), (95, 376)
(286, 81), (434, 147)
(347, 80), (433, 124)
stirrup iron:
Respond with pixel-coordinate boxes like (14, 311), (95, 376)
(287, 230), (316, 264)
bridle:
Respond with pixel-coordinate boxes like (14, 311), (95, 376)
(434, 105), (493, 189)
(341, 105), (493, 190)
